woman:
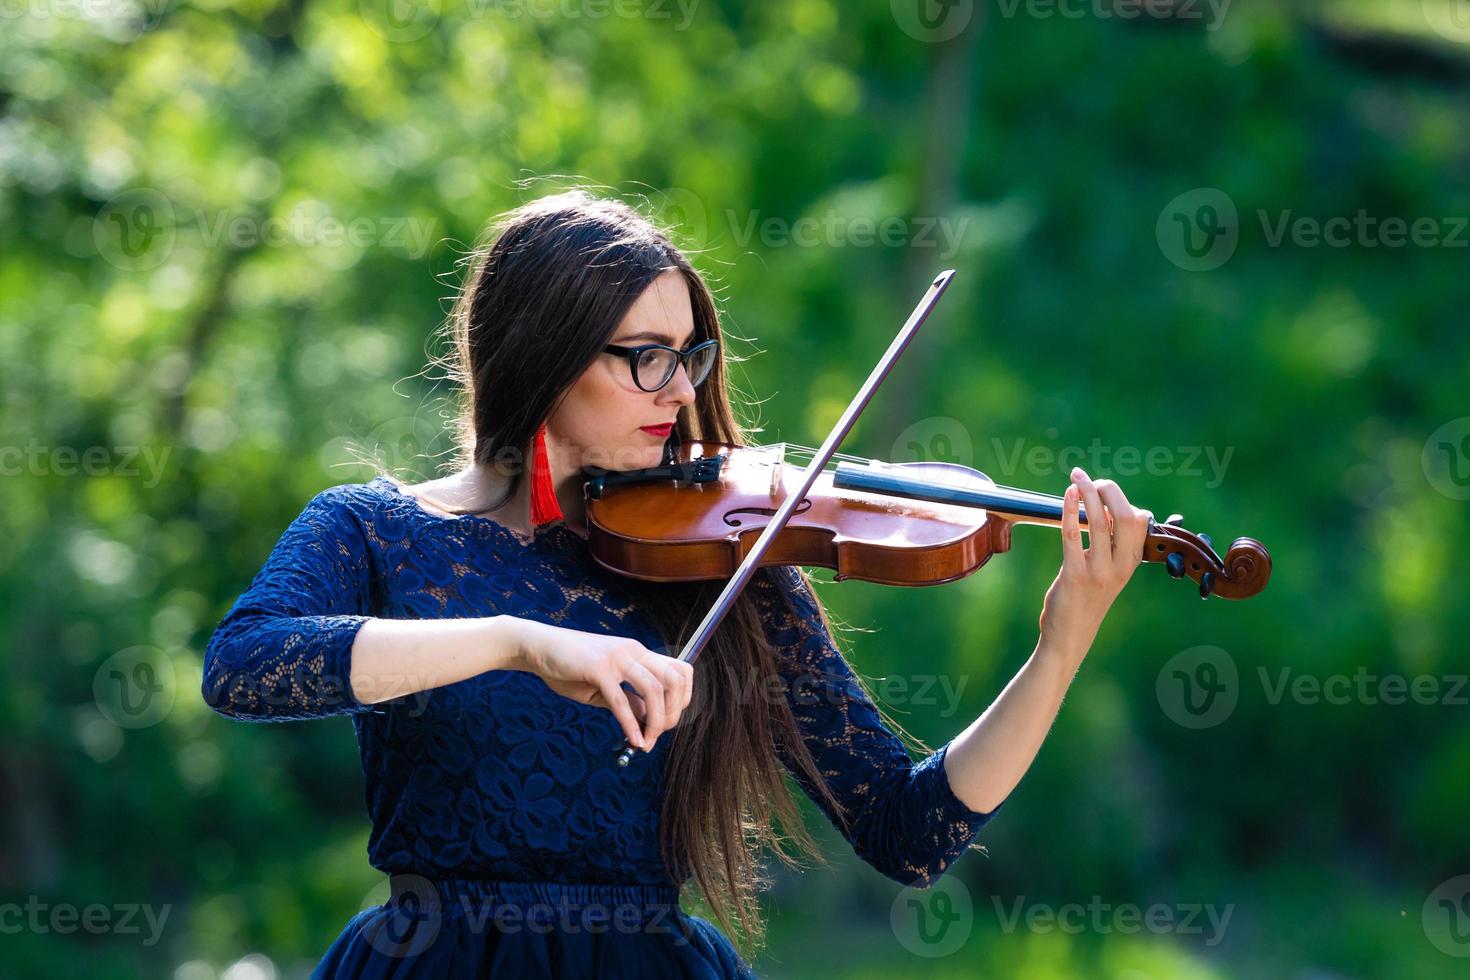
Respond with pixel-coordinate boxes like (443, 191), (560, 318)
(201, 189), (1151, 978)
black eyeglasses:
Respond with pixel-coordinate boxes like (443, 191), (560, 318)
(603, 338), (720, 392)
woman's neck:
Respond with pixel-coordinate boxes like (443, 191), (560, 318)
(463, 458), (588, 538)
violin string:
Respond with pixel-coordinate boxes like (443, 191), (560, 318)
(762, 440), (1070, 506)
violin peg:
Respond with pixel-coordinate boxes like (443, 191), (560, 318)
(1166, 553), (1186, 579)
(1198, 532), (1214, 552)
(1199, 571), (1215, 599)
(1165, 513), (1185, 526)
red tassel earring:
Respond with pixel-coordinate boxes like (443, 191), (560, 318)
(529, 422), (563, 526)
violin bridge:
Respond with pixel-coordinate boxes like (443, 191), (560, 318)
(769, 448), (783, 496)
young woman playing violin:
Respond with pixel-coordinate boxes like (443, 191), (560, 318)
(202, 189), (1154, 979)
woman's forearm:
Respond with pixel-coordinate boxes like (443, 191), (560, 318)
(941, 638), (1085, 814)
(349, 616), (527, 706)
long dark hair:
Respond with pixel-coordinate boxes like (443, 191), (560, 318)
(384, 188), (898, 954)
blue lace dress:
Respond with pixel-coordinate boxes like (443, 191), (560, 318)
(201, 476), (1004, 978)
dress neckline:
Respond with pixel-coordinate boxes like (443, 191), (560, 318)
(371, 475), (586, 549)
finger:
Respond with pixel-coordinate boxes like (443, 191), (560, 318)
(1061, 483), (1084, 567)
(665, 658), (694, 724)
(661, 661), (681, 727)
(1072, 467), (1112, 559)
(667, 655), (693, 725)
(646, 655), (685, 727)
(1094, 480), (1146, 567)
(676, 659), (694, 714)
(624, 663), (667, 747)
(621, 684), (649, 724)
(598, 673), (645, 750)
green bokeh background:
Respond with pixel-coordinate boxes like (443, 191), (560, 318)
(3, 1), (1468, 977)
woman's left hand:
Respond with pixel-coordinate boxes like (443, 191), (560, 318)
(1037, 466), (1152, 664)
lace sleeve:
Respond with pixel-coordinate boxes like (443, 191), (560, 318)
(201, 484), (382, 722)
(750, 566), (1004, 887)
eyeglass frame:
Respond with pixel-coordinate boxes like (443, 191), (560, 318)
(601, 337), (720, 392)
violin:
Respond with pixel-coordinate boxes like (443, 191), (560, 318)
(594, 270), (1271, 767)
(583, 439), (1271, 601)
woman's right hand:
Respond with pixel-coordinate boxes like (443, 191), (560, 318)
(508, 618), (694, 753)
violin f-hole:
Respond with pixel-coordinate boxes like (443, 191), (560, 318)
(723, 498), (813, 528)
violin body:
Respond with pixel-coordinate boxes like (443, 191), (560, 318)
(584, 440), (1016, 586)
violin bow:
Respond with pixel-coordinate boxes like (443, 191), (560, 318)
(613, 269), (958, 767)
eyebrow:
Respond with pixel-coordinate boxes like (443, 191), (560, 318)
(615, 330), (697, 346)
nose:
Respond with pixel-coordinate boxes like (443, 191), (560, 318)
(657, 361), (698, 406)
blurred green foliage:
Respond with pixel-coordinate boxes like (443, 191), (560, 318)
(2, 1), (1468, 977)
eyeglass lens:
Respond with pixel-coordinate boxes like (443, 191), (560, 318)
(636, 345), (716, 390)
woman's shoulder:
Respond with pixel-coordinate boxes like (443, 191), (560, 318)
(290, 475), (428, 541)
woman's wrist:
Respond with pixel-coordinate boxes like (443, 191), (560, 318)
(481, 615), (530, 674)
(1035, 627), (1091, 674)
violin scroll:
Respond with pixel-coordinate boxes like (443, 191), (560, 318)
(1144, 515), (1271, 600)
